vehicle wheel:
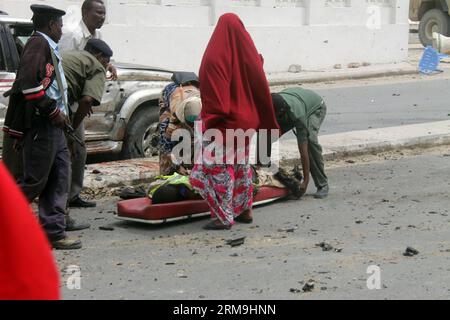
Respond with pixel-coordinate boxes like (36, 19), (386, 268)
(419, 9), (450, 47)
(120, 105), (159, 159)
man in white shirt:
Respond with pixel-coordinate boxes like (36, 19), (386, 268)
(59, 0), (117, 209)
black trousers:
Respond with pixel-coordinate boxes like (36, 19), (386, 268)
(18, 120), (70, 241)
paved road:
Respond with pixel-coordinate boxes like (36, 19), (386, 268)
(58, 147), (450, 300)
(314, 79), (450, 135)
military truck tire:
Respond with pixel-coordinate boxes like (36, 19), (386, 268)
(419, 9), (450, 47)
(120, 105), (159, 159)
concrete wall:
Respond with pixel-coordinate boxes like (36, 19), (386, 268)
(1, 0), (410, 73)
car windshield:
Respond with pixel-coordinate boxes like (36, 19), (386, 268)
(8, 23), (33, 56)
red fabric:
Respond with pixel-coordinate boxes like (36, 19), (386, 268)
(199, 13), (279, 134)
(0, 162), (60, 300)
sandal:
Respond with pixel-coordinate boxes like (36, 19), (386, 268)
(203, 220), (231, 230)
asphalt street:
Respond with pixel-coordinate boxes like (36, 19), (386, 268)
(58, 146), (450, 300)
(271, 77), (450, 146)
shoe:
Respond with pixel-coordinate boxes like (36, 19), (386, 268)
(203, 220), (231, 230)
(68, 196), (96, 208)
(314, 185), (329, 199)
(66, 216), (91, 231)
(52, 237), (82, 250)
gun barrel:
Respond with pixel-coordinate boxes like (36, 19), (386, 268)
(66, 125), (85, 147)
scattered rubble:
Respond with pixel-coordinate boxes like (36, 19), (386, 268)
(347, 62), (361, 68)
(176, 270), (188, 278)
(99, 226), (114, 231)
(288, 64), (302, 73)
(278, 226), (298, 233)
(403, 247), (419, 257)
(302, 280), (315, 292)
(317, 242), (334, 251)
(225, 236), (246, 247)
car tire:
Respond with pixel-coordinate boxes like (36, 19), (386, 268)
(419, 9), (450, 47)
(120, 105), (159, 159)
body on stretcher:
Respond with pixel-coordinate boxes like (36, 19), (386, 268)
(116, 186), (290, 224)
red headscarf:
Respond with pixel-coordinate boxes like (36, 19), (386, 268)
(199, 13), (279, 134)
(0, 162), (60, 300)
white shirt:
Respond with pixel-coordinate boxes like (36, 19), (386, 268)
(59, 20), (102, 52)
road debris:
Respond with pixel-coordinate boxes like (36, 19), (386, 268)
(99, 225), (114, 231)
(317, 242), (334, 251)
(278, 226), (298, 233)
(176, 270), (188, 278)
(348, 62), (360, 68)
(225, 236), (246, 247)
(289, 288), (301, 293)
(288, 64), (302, 73)
(403, 247), (419, 257)
(302, 280), (315, 292)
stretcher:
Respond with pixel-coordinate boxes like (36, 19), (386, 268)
(115, 186), (290, 224)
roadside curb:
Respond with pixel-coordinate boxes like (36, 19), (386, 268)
(83, 121), (450, 197)
(268, 66), (418, 86)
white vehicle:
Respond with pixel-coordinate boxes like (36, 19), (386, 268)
(0, 15), (173, 159)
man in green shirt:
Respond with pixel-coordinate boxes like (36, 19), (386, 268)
(62, 38), (112, 230)
(271, 87), (329, 199)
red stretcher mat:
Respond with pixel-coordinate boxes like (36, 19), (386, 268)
(116, 186), (290, 224)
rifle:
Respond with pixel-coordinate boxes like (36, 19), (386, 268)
(65, 123), (85, 147)
(50, 48), (84, 148)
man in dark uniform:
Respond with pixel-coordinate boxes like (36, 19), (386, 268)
(2, 4), (81, 249)
(271, 87), (329, 199)
(62, 38), (112, 228)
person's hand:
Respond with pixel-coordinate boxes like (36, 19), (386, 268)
(178, 166), (190, 176)
(78, 96), (94, 117)
(300, 179), (309, 197)
(51, 112), (68, 129)
(13, 139), (23, 153)
(107, 63), (118, 81)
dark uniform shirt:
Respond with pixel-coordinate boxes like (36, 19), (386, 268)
(62, 50), (106, 107)
(277, 87), (324, 143)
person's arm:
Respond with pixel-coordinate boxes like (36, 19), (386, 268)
(19, 37), (66, 128)
(106, 63), (118, 81)
(295, 121), (310, 196)
(72, 96), (94, 129)
(72, 66), (107, 129)
(298, 140), (310, 196)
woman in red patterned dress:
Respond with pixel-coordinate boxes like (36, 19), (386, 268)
(190, 13), (279, 230)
